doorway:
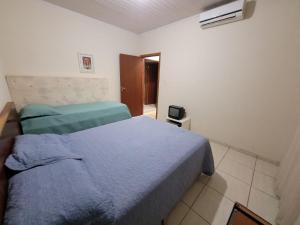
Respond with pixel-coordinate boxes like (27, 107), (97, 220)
(119, 53), (160, 119)
(142, 54), (160, 119)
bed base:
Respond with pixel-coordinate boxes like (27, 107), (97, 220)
(0, 102), (22, 224)
(0, 103), (170, 225)
(0, 102), (22, 138)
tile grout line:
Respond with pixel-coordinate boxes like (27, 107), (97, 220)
(212, 145), (256, 204)
(254, 168), (277, 179)
(246, 159), (278, 224)
(184, 145), (253, 224)
(189, 181), (208, 210)
(217, 168), (252, 186)
(254, 158), (279, 177)
(190, 207), (212, 225)
(251, 157), (279, 200)
(206, 181), (242, 205)
(223, 156), (256, 170)
(188, 183), (206, 208)
(220, 148), (257, 171)
(215, 146), (229, 169)
(253, 160), (279, 199)
(219, 144), (257, 168)
(181, 147), (231, 225)
(181, 144), (255, 224)
(175, 143), (278, 225)
(204, 181), (245, 207)
(217, 147), (257, 185)
(246, 156), (257, 207)
(180, 179), (209, 225)
(188, 185), (236, 225)
(177, 201), (191, 225)
(251, 186), (280, 201)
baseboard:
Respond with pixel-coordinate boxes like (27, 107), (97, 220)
(208, 138), (280, 166)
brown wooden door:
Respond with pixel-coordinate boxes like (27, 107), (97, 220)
(144, 62), (158, 105)
(120, 54), (144, 116)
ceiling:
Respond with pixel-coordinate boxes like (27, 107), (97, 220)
(44, 0), (233, 33)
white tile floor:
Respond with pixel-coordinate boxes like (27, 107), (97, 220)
(166, 142), (280, 225)
(143, 104), (157, 119)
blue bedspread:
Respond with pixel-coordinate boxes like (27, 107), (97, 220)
(5, 116), (214, 225)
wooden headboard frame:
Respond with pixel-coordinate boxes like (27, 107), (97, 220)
(0, 102), (22, 224)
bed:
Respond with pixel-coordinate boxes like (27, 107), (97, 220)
(0, 103), (214, 225)
(20, 101), (131, 134)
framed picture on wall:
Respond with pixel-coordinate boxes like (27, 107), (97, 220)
(78, 53), (95, 73)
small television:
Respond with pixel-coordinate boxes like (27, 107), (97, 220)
(168, 105), (185, 120)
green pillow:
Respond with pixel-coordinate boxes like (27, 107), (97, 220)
(20, 104), (60, 120)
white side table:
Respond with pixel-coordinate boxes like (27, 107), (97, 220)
(166, 117), (191, 130)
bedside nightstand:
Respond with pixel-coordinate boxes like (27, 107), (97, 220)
(166, 117), (191, 130)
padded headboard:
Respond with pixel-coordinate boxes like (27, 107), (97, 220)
(6, 76), (110, 111)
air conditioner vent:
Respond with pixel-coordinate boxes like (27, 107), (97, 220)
(199, 0), (246, 28)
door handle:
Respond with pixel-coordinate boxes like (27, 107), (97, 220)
(121, 87), (126, 92)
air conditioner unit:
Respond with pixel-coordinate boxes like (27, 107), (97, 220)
(199, 0), (246, 29)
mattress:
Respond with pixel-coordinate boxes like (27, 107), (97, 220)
(5, 116), (214, 225)
(21, 102), (131, 134)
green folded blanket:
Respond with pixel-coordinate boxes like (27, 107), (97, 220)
(20, 102), (131, 134)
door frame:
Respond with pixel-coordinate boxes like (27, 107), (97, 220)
(140, 52), (161, 119)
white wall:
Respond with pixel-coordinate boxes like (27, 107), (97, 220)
(0, 0), (139, 101)
(295, 215), (300, 225)
(0, 57), (11, 110)
(139, 0), (300, 162)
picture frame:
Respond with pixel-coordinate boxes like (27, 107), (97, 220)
(78, 53), (95, 73)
